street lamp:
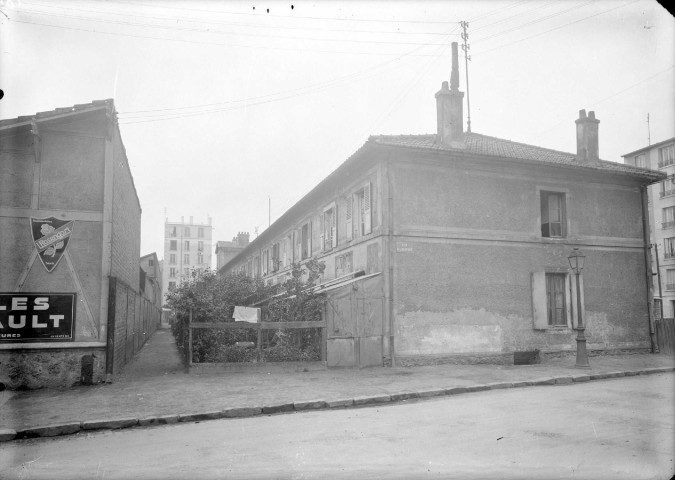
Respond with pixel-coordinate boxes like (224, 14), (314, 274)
(568, 248), (590, 368)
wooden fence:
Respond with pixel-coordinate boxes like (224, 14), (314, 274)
(655, 317), (675, 355)
(106, 276), (162, 375)
(187, 308), (326, 367)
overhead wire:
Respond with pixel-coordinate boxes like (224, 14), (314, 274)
(90, 0), (466, 25)
(534, 65), (675, 140)
(473, 0), (641, 56)
(21, 0), (460, 37)
(9, 5), (460, 47)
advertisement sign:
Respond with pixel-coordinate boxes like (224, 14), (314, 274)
(30, 217), (74, 273)
(0, 293), (76, 342)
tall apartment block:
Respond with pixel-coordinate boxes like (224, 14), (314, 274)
(162, 216), (213, 299)
(623, 137), (675, 317)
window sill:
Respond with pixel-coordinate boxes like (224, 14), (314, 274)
(540, 236), (568, 242)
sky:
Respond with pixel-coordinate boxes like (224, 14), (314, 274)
(1, 0), (674, 268)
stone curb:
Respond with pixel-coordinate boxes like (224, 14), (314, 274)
(2, 367), (673, 443)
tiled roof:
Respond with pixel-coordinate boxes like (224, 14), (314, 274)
(370, 132), (664, 181)
(0, 99), (114, 129)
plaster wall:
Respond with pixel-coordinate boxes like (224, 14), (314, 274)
(390, 158), (649, 358)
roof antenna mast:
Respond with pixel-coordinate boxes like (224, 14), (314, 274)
(460, 21), (472, 133)
(647, 113), (651, 146)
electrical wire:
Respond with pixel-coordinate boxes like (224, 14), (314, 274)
(6, 17), (450, 57)
(90, 0), (465, 25)
(21, 0), (461, 37)
(9, 6), (460, 47)
(473, 0), (641, 55)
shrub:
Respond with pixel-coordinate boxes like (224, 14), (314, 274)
(167, 261), (325, 364)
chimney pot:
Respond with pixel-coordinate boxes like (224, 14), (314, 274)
(435, 43), (464, 146)
(575, 108), (600, 165)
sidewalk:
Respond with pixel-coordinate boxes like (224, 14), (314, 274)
(1, 326), (674, 442)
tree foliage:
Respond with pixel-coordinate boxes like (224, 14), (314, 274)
(167, 261), (326, 364)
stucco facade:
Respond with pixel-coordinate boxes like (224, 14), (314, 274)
(219, 43), (664, 367)
(623, 138), (675, 318)
(162, 217), (213, 300)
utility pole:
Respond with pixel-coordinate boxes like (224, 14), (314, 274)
(460, 20), (472, 133)
(647, 113), (651, 145)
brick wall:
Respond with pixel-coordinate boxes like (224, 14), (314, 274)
(110, 128), (141, 288)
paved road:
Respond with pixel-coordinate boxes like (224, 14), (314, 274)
(2, 374), (673, 480)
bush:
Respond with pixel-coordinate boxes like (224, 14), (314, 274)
(167, 261), (325, 364)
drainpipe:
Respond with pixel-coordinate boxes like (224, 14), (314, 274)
(653, 242), (664, 319)
(385, 155), (396, 367)
(641, 185), (658, 353)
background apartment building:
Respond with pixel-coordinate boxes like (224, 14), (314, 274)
(623, 137), (675, 317)
(162, 216), (213, 299)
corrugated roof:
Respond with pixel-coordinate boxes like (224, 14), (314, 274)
(370, 132), (664, 181)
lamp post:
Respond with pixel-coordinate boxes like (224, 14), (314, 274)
(568, 248), (590, 368)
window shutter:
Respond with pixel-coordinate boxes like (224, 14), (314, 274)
(331, 206), (338, 248)
(531, 272), (548, 330)
(363, 182), (372, 235)
(295, 230), (301, 262)
(319, 213), (325, 251)
(569, 273), (585, 329)
(308, 221), (312, 256)
(346, 196), (353, 241)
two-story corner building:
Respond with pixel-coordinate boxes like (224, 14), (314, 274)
(623, 137), (675, 317)
(219, 43), (664, 368)
(162, 216), (213, 298)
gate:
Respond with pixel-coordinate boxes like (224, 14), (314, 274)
(655, 317), (675, 355)
(324, 273), (384, 368)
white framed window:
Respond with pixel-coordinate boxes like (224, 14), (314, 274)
(531, 271), (583, 330)
(169, 267), (176, 278)
(198, 241), (204, 251)
(169, 226), (177, 237)
(540, 191), (566, 238)
(198, 227), (204, 238)
(197, 253), (203, 265)
(271, 242), (280, 272)
(658, 144), (675, 168)
(168, 281), (176, 291)
(170, 240), (177, 251)
(169, 254), (177, 264)
(184, 227), (190, 236)
(666, 269), (675, 291)
(320, 202), (337, 251)
(661, 176), (675, 198)
(301, 221), (312, 260)
(184, 254), (190, 264)
(262, 249), (269, 276)
(662, 207), (675, 229)
(353, 183), (372, 237)
(665, 238), (675, 259)
(634, 154), (648, 169)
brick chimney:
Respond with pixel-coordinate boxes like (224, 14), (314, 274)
(236, 231), (250, 247)
(435, 42), (464, 147)
(575, 109), (600, 164)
